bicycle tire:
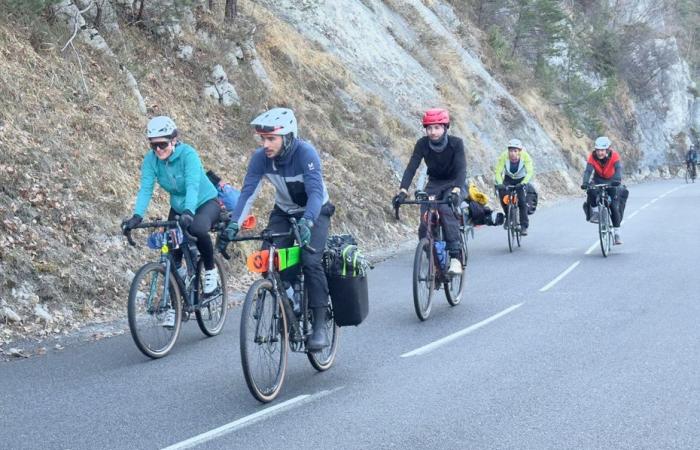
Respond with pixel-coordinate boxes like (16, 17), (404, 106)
(686, 169), (690, 184)
(599, 206), (612, 257)
(127, 262), (182, 359)
(507, 203), (514, 253)
(307, 302), (340, 371)
(412, 238), (434, 321)
(445, 230), (467, 306)
(514, 206), (521, 248)
(240, 278), (288, 403)
(195, 255), (228, 336)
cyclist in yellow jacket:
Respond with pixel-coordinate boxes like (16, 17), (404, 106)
(494, 139), (534, 235)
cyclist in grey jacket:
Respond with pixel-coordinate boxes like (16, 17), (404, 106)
(219, 108), (334, 351)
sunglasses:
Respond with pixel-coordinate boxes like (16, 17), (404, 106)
(508, 147), (521, 152)
(150, 141), (171, 151)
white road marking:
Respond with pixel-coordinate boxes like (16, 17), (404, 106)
(400, 304), (523, 358)
(539, 261), (581, 292)
(584, 240), (599, 255)
(161, 388), (343, 450)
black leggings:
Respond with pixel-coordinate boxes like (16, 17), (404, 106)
(168, 199), (220, 270)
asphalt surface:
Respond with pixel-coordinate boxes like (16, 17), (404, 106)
(2, 179), (699, 449)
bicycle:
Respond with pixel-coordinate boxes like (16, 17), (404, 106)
(227, 218), (339, 403)
(585, 184), (616, 257)
(394, 191), (467, 321)
(123, 219), (228, 358)
(498, 185), (524, 253)
(686, 161), (697, 183)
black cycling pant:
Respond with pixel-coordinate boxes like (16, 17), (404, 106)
(418, 181), (461, 257)
(168, 199), (220, 270)
(586, 186), (622, 228)
(264, 203), (334, 308)
(498, 178), (529, 229)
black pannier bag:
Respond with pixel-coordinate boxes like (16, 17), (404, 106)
(526, 184), (538, 215)
(323, 234), (369, 327)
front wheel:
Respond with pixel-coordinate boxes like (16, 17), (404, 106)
(445, 232), (467, 306)
(127, 262), (182, 359)
(195, 255), (228, 336)
(307, 303), (340, 371)
(598, 206), (612, 257)
(686, 168), (691, 184)
(240, 278), (289, 403)
(506, 204), (515, 252)
(413, 238), (434, 321)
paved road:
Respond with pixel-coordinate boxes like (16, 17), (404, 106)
(2, 179), (699, 449)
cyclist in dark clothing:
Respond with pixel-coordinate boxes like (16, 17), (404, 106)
(581, 136), (624, 245)
(393, 108), (466, 276)
(686, 145), (698, 178)
(218, 107), (334, 351)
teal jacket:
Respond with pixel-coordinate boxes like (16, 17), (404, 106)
(133, 142), (217, 217)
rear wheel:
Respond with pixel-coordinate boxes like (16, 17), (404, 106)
(412, 238), (434, 321)
(127, 262), (182, 359)
(195, 256), (228, 336)
(307, 302), (340, 371)
(598, 206), (612, 257)
(240, 278), (288, 403)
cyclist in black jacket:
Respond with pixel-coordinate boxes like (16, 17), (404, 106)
(393, 108), (466, 275)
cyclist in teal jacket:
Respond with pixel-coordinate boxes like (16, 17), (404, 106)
(121, 116), (221, 296)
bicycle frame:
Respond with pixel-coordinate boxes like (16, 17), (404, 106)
(230, 222), (311, 350)
(396, 193), (453, 280)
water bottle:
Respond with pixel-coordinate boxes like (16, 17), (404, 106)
(291, 283), (302, 316)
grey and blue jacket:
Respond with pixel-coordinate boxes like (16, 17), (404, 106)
(133, 142), (218, 217)
(231, 139), (329, 223)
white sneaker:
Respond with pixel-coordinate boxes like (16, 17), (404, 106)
(161, 308), (176, 328)
(447, 258), (463, 276)
(203, 269), (219, 295)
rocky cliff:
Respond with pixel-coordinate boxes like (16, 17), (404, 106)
(0, 0), (696, 347)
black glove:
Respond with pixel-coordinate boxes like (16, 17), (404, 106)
(392, 191), (407, 209)
(121, 214), (142, 233)
(580, 183), (589, 190)
(178, 210), (194, 231)
(610, 181), (621, 187)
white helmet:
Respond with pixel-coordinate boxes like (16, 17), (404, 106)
(147, 116), (177, 138)
(508, 138), (523, 149)
(250, 107), (298, 138)
(594, 136), (611, 150)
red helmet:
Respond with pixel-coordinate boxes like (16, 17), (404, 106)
(422, 108), (450, 128)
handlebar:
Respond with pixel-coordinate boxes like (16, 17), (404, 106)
(122, 220), (179, 247)
(393, 191), (455, 221)
(122, 216), (202, 248)
(224, 217), (316, 254)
